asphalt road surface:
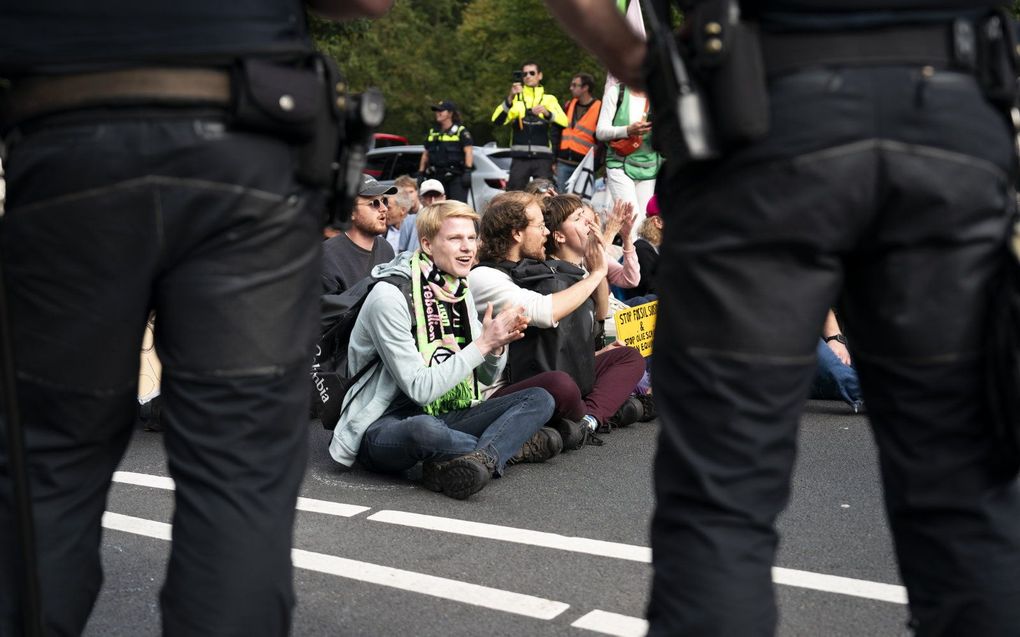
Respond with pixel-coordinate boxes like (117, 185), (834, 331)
(82, 400), (912, 636)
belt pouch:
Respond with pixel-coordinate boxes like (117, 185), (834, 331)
(705, 23), (769, 147)
(231, 58), (321, 143)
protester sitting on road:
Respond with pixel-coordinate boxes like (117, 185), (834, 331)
(321, 175), (396, 294)
(470, 192), (645, 445)
(385, 190), (412, 253)
(626, 194), (661, 301)
(399, 178), (445, 253)
(537, 194), (648, 429)
(812, 310), (863, 413)
(327, 200), (560, 500)
(524, 178), (557, 198)
(590, 197), (640, 292)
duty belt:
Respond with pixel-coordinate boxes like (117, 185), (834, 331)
(760, 23), (960, 77)
(3, 68), (232, 125)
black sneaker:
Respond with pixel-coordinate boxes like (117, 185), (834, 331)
(508, 427), (563, 465)
(438, 452), (492, 500)
(608, 396), (643, 429)
(636, 393), (657, 422)
(551, 417), (586, 451)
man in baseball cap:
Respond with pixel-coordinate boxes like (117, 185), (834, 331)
(321, 175), (398, 293)
(398, 179), (447, 253)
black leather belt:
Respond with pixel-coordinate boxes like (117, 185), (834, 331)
(3, 67), (231, 126)
(760, 24), (958, 76)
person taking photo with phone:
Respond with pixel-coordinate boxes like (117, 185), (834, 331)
(491, 61), (568, 191)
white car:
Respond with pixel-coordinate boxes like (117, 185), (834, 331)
(364, 143), (511, 212)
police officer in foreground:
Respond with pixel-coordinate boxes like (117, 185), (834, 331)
(419, 99), (474, 204)
(544, 0), (1020, 635)
(0, 1), (392, 635)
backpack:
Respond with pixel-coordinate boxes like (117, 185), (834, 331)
(311, 274), (413, 430)
(477, 259), (597, 395)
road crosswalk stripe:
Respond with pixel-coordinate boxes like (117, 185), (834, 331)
(101, 510), (570, 621)
(572, 610), (649, 637)
(110, 470), (908, 605)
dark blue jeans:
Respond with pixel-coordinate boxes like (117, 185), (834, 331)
(0, 117), (320, 636)
(357, 387), (554, 476)
(651, 65), (1020, 636)
(810, 339), (863, 409)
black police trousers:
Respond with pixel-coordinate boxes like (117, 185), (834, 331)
(0, 117), (320, 636)
(649, 65), (1020, 636)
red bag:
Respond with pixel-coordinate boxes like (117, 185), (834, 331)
(609, 135), (642, 157)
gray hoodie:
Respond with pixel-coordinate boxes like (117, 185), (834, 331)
(327, 252), (506, 467)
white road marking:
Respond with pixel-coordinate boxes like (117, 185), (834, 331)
(572, 610), (649, 637)
(290, 549), (569, 620)
(100, 511), (569, 621)
(112, 471), (369, 518)
(102, 511), (173, 540)
(367, 510), (652, 562)
(772, 567), (907, 604)
(109, 471), (909, 605)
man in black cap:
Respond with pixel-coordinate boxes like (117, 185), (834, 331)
(544, 0), (1020, 635)
(321, 174), (397, 294)
(419, 99), (474, 204)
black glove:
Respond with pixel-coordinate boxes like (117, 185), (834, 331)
(460, 171), (472, 189)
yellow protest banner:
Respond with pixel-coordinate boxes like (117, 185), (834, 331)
(613, 300), (657, 357)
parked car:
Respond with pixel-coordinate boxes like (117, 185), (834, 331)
(370, 133), (408, 149)
(364, 143), (511, 212)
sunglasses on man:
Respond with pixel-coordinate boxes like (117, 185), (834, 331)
(360, 196), (388, 209)
(523, 70), (538, 76)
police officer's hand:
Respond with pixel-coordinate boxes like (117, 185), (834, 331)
(509, 83), (523, 100)
(460, 172), (472, 189)
(531, 104), (549, 117)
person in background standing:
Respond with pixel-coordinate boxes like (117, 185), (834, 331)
(419, 100), (473, 203)
(555, 73), (601, 192)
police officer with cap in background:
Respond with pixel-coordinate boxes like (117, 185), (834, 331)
(544, 0), (1020, 635)
(0, 1), (392, 635)
(419, 99), (474, 204)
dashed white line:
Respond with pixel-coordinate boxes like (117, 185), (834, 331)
(572, 610), (649, 637)
(291, 549), (569, 620)
(100, 510), (569, 621)
(112, 471), (369, 517)
(771, 567), (907, 604)
(110, 470), (908, 605)
(367, 510), (652, 562)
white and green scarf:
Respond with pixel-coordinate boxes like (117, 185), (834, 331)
(412, 251), (480, 415)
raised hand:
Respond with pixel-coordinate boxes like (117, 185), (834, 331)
(479, 303), (529, 354)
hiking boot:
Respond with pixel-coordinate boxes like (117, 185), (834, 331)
(551, 417), (586, 451)
(608, 396), (643, 429)
(508, 427), (563, 465)
(421, 460), (446, 492)
(636, 393), (657, 422)
(438, 452), (493, 500)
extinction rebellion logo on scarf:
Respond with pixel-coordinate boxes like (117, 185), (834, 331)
(412, 251), (480, 415)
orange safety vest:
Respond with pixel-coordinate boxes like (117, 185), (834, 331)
(559, 98), (601, 157)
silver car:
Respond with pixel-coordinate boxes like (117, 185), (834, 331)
(364, 143), (511, 212)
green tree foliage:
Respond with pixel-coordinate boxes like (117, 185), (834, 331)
(311, 0), (607, 146)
